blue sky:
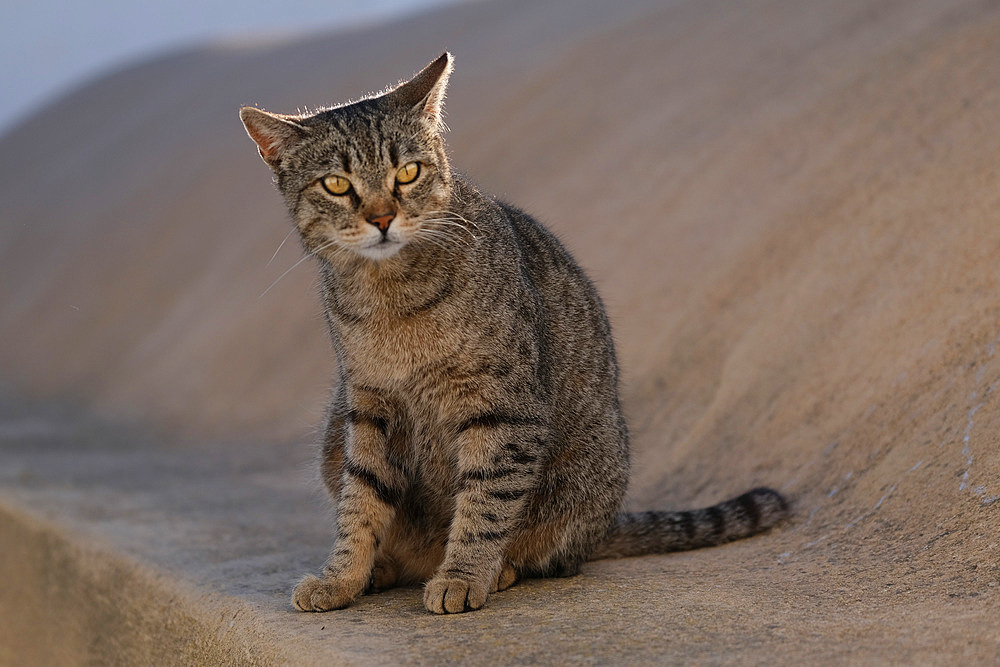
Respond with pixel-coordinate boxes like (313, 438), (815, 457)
(2, 0), (458, 134)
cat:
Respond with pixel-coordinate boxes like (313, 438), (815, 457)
(239, 53), (788, 615)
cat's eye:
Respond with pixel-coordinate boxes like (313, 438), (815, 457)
(321, 175), (352, 196)
(396, 162), (420, 185)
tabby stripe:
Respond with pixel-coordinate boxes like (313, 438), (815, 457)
(401, 276), (455, 318)
(336, 150), (352, 174)
(333, 306), (364, 325)
(680, 512), (697, 540)
(510, 451), (537, 465)
(329, 117), (351, 144)
(488, 488), (527, 501)
(353, 384), (389, 398)
(737, 492), (761, 532)
(643, 510), (658, 536)
(706, 506), (726, 540)
(343, 460), (401, 506)
(445, 567), (477, 578)
(300, 218), (323, 238)
(464, 467), (520, 482)
(327, 290), (364, 325)
(458, 413), (544, 433)
(346, 410), (388, 438)
(460, 529), (509, 544)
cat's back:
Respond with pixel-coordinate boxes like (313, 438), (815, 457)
(454, 177), (607, 319)
(454, 180), (623, 442)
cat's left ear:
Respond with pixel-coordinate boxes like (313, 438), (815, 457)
(239, 107), (308, 168)
(387, 52), (454, 128)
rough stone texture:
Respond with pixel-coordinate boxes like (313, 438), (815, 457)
(2, 0), (1000, 662)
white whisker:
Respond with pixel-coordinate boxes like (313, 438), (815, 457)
(415, 235), (450, 251)
(422, 220), (480, 243)
(259, 240), (338, 299)
(416, 228), (465, 244)
(266, 228), (296, 267)
(417, 228), (462, 240)
(424, 210), (480, 229)
(424, 219), (475, 231)
(414, 229), (469, 249)
(414, 232), (457, 250)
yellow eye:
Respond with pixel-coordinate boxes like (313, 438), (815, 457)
(321, 175), (352, 196)
(396, 161), (420, 185)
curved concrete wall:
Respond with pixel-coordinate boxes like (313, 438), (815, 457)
(1, 0), (999, 658)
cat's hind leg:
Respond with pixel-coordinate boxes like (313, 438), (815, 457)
(367, 555), (401, 592)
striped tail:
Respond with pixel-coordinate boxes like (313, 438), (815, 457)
(591, 487), (789, 559)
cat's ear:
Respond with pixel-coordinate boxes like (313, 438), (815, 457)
(387, 52), (454, 127)
(239, 107), (308, 168)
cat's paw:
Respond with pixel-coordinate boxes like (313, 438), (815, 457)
(291, 574), (361, 612)
(491, 563), (518, 593)
(423, 576), (489, 614)
(368, 557), (400, 592)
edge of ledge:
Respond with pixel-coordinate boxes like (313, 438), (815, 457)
(0, 498), (298, 666)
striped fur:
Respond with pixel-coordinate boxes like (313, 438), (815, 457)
(240, 53), (788, 615)
(592, 488), (789, 559)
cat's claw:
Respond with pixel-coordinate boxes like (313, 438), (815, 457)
(291, 574), (359, 612)
(423, 576), (489, 614)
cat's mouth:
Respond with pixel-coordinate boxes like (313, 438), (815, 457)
(356, 237), (405, 261)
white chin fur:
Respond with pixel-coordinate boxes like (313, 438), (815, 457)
(356, 241), (405, 261)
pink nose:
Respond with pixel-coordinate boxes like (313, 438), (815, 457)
(367, 213), (395, 231)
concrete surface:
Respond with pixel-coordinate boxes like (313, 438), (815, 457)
(2, 401), (996, 664)
(2, 0), (1000, 662)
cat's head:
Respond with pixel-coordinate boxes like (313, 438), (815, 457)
(240, 53), (455, 262)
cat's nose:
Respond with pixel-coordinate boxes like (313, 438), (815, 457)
(366, 212), (395, 232)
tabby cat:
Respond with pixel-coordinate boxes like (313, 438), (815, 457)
(240, 53), (788, 615)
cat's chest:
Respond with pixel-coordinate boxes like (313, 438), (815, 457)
(336, 310), (468, 388)
(325, 267), (484, 387)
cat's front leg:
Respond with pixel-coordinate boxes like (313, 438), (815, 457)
(293, 406), (404, 612)
(424, 412), (544, 614)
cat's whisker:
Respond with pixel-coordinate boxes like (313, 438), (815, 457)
(259, 240), (338, 299)
(421, 215), (479, 231)
(424, 210), (481, 229)
(414, 234), (457, 252)
(421, 220), (469, 231)
(417, 227), (465, 240)
(439, 210), (479, 229)
(415, 228), (466, 245)
(421, 221), (480, 243)
(414, 229), (470, 249)
(420, 221), (476, 238)
(266, 227), (296, 267)
(422, 216), (467, 224)
(424, 219), (476, 232)
(414, 235), (451, 251)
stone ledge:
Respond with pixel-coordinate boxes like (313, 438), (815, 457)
(0, 503), (292, 666)
(1, 414), (997, 664)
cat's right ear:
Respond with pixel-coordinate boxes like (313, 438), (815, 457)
(239, 107), (307, 168)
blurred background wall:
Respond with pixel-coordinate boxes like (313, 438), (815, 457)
(1, 0), (464, 134)
(2, 0), (999, 525)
